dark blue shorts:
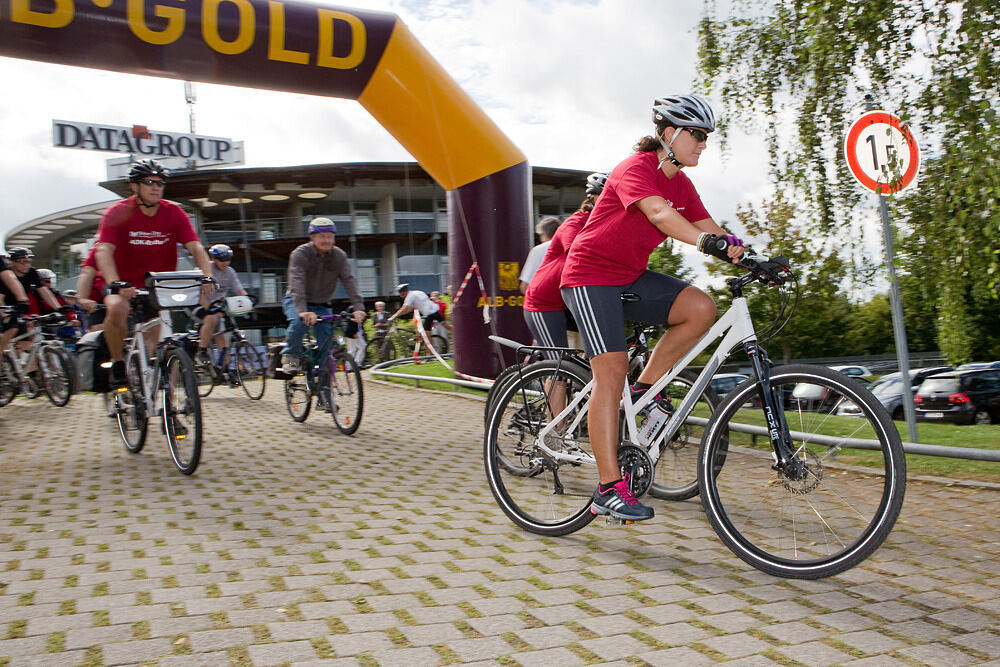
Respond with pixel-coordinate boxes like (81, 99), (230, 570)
(561, 270), (690, 358)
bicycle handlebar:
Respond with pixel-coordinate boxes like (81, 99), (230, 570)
(700, 235), (793, 286)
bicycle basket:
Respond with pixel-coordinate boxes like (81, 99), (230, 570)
(225, 295), (253, 317)
(146, 271), (204, 310)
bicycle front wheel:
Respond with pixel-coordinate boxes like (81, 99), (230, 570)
(162, 348), (202, 475)
(117, 350), (147, 453)
(285, 373), (312, 422)
(485, 360), (597, 536)
(233, 341), (266, 400)
(41, 345), (72, 406)
(698, 364), (906, 579)
(326, 352), (363, 435)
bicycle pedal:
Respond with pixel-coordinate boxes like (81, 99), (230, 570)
(604, 517), (635, 526)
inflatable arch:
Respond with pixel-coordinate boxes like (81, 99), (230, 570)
(0, 0), (532, 378)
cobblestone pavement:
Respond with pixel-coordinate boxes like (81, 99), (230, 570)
(1, 380), (998, 667)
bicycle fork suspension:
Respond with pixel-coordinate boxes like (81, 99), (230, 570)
(745, 343), (805, 479)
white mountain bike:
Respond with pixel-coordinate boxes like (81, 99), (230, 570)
(484, 247), (906, 579)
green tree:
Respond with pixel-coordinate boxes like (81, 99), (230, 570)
(697, 0), (1000, 363)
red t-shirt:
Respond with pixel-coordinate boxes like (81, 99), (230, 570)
(561, 151), (710, 287)
(96, 197), (199, 286)
(524, 210), (589, 312)
(81, 245), (106, 301)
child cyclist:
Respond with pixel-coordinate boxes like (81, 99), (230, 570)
(560, 94), (744, 522)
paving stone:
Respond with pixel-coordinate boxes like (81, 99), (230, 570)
(247, 640), (319, 666)
(774, 640), (856, 667)
(325, 630), (395, 656)
(700, 632), (773, 658)
(100, 638), (173, 665)
(951, 630), (1000, 657)
(761, 621), (829, 645)
(512, 647), (587, 666)
(702, 611), (762, 633)
(898, 643), (979, 666)
(835, 629), (908, 654)
(638, 646), (716, 666)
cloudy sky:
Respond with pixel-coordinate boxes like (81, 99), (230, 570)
(0, 0), (771, 274)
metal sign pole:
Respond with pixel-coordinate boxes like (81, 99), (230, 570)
(864, 95), (918, 442)
(878, 193), (918, 442)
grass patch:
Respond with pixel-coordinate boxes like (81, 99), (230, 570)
(370, 360), (487, 397)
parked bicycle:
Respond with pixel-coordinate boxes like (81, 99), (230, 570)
(187, 295), (266, 400)
(366, 320), (448, 366)
(484, 248), (906, 579)
(0, 309), (74, 407)
(284, 313), (363, 435)
(113, 272), (208, 475)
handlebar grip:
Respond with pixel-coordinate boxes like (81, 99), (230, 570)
(698, 234), (734, 262)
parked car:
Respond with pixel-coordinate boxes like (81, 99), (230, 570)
(709, 373), (749, 398)
(790, 382), (840, 413)
(956, 361), (1000, 370)
(836, 366), (953, 420)
(913, 369), (1000, 425)
(830, 364), (873, 378)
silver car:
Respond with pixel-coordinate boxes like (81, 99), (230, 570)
(836, 366), (953, 420)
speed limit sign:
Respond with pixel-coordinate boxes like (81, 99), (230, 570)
(844, 111), (920, 194)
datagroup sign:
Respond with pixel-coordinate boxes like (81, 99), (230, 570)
(52, 120), (244, 166)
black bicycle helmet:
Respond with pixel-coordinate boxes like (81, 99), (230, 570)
(208, 244), (234, 261)
(652, 94), (716, 132)
(585, 172), (608, 196)
(128, 159), (170, 183)
(7, 247), (33, 261)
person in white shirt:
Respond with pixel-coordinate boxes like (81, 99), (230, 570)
(387, 283), (445, 333)
(518, 216), (561, 293)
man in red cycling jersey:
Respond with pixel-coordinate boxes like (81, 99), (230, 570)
(95, 160), (214, 385)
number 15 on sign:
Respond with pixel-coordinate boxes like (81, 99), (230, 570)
(844, 111), (920, 195)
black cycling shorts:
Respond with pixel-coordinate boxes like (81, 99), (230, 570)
(561, 270), (690, 359)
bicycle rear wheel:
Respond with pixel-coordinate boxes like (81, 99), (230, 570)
(366, 335), (397, 365)
(285, 373), (312, 422)
(233, 341), (266, 400)
(116, 350), (147, 453)
(698, 364), (906, 579)
(485, 360), (597, 536)
(326, 352), (363, 435)
(430, 334), (448, 355)
(41, 345), (72, 406)
(162, 348), (202, 475)
(192, 350), (216, 398)
(0, 355), (15, 407)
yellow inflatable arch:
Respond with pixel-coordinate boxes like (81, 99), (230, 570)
(1, 0), (532, 377)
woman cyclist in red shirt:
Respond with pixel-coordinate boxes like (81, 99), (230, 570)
(560, 95), (744, 522)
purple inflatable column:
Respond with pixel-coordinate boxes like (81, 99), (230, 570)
(448, 161), (533, 379)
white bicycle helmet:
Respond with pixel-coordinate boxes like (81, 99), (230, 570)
(652, 94), (716, 131)
(585, 172), (608, 196)
(651, 95), (716, 168)
(38, 269), (56, 281)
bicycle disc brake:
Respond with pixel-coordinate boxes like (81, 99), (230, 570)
(618, 443), (654, 498)
(779, 449), (823, 495)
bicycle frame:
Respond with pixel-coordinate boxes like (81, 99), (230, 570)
(120, 317), (168, 415)
(531, 294), (793, 469)
(2, 319), (62, 385)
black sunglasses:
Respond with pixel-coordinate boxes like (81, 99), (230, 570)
(685, 127), (710, 143)
(138, 178), (166, 187)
